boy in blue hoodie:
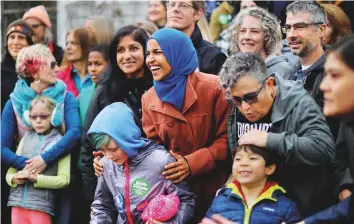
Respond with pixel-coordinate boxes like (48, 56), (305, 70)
(205, 145), (301, 224)
(88, 102), (195, 224)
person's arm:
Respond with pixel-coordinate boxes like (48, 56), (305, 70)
(34, 153), (71, 189)
(40, 92), (81, 165)
(6, 138), (25, 187)
(284, 201), (302, 224)
(90, 175), (117, 224)
(1, 100), (28, 169)
(184, 86), (230, 176)
(303, 196), (352, 224)
(266, 96), (335, 166)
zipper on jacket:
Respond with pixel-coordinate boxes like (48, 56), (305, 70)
(20, 135), (43, 207)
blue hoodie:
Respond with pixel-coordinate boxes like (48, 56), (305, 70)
(87, 102), (146, 158)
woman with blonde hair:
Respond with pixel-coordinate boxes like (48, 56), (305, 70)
(2, 44), (81, 224)
(59, 28), (98, 97)
(84, 16), (115, 45)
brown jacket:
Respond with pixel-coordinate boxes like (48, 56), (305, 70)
(142, 71), (231, 219)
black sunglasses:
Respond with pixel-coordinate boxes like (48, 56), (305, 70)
(228, 81), (266, 107)
(50, 61), (57, 69)
(29, 114), (51, 120)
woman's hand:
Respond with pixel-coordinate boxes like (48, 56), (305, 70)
(162, 150), (190, 184)
(147, 219), (163, 224)
(24, 156), (47, 174)
(199, 214), (237, 224)
(93, 151), (104, 177)
(12, 171), (27, 185)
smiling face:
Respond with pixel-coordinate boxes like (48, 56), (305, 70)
(231, 75), (275, 122)
(116, 35), (145, 78)
(237, 16), (267, 58)
(167, 0), (202, 36)
(88, 51), (108, 83)
(232, 148), (275, 188)
(29, 101), (52, 134)
(35, 56), (58, 86)
(7, 32), (29, 60)
(321, 53), (354, 119)
(285, 11), (324, 57)
(148, 0), (167, 26)
(146, 39), (172, 81)
(100, 139), (128, 165)
(65, 32), (83, 62)
(25, 17), (45, 43)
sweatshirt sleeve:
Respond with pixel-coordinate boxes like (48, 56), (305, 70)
(90, 175), (117, 224)
(6, 138), (25, 187)
(1, 100), (28, 169)
(266, 96), (335, 166)
(41, 92), (81, 165)
(304, 196), (352, 224)
(185, 86), (231, 176)
(34, 153), (71, 189)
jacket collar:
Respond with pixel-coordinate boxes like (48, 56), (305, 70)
(149, 72), (198, 122)
(226, 180), (286, 206)
(190, 25), (203, 49)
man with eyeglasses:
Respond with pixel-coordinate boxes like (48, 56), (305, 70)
(220, 52), (336, 217)
(166, 0), (226, 75)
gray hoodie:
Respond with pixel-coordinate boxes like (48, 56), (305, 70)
(90, 141), (195, 224)
(227, 74), (337, 217)
(266, 55), (296, 80)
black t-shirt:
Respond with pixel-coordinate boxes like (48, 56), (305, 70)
(236, 109), (273, 142)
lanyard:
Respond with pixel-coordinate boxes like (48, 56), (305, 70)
(124, 161), (134, 224)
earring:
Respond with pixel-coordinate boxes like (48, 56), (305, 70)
(34, 79), (41, 84)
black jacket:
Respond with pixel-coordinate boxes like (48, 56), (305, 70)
(49, 41), (64, 65)
(291, 54), (340, 140)
(191, 25), (226, 75)
(80, 78), (152, 201)
(1, 55), (17, 112)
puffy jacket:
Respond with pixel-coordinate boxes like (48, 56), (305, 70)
(90, 141), (195, 224)
(206, 181), (301, 224)
(6, 129), (70, 215)
(227, 74), (337, 217)
(191, 25), (227, 75)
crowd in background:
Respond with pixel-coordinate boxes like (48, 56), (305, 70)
(1, 0), (354, 224)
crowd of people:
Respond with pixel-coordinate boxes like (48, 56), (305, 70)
(1, 0), (354, 224)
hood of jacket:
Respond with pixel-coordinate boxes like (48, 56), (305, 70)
(270, 74), (307, 123)
(87, 102), (148, 159)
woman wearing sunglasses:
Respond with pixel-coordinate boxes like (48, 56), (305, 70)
(220, 52), (336, 217)
(1, 44), (81, 223)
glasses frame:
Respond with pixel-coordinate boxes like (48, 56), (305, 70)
(281, 22), (323, 34)
(29, 114), (51, 121)
(166, 2), (194, 10)
(228, 81), (266, 107)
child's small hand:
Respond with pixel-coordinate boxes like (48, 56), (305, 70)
(93, 152), (104, 177)
(199, 215), (237, 224)
(12, 171), (27, 185)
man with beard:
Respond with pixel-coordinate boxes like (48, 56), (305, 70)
(284, 0), (352, 215)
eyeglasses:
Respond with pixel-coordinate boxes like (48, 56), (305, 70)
(282, 22), (323, 34)
(29, 114), (51, 120)
(228, 82), (265, 107)
(166, 2), (194, 10)
(50, 61), (57, 69)
(31, 24), (44, 29)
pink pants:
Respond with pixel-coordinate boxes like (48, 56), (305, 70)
(11, 207), (52, 224)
